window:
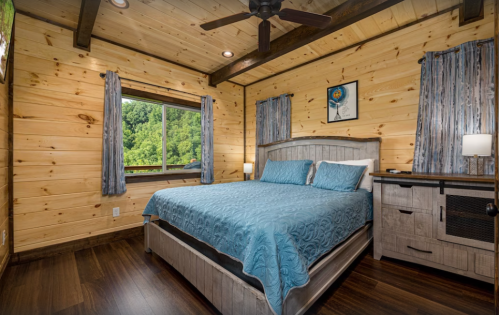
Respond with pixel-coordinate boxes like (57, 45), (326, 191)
(121, 89), (202, 181)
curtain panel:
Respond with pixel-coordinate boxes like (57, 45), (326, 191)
(201, 95), (214, 184)
(102, 70), (127, 195)
(255, 94), (291, 177)
(413, 39), (495, 174)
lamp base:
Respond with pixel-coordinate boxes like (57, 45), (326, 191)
(245, 174), (251, 181)
(468, 156), (484, 176)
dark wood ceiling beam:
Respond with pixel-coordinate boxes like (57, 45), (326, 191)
(209, 0), (404, 87)
(74, 0), (101, 51)
(460, 0), (484, 27)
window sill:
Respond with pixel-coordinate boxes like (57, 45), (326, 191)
(125, 169), (201, 184)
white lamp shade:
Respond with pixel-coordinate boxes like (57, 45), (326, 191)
(244, 163), (253, 174)
(462, 134), (492, 156)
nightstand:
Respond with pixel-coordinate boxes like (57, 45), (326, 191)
(371, 172), (495, 283)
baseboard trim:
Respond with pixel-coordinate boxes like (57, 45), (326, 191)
(9, 226), (144, 266)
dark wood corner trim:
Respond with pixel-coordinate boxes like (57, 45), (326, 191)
(121, 87), (201, 109)
(243, 86), (246, 163)
(9, 226), (143, 266)
(459, 0), (484, 27)
(258, 136), (382, 148)
(16, 9), (76, 31)
(125, 171), (201, 184)
(7, 23), (14, 255)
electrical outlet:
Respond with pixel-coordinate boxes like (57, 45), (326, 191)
(113, 207), (120, 217)
(2, 230), (5, 246)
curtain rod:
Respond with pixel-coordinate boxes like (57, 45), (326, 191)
(256, 93), (294, 103)
(268, 93), (295, 99)
(418, 39), (494, 64)
(99, 73), (216, 102)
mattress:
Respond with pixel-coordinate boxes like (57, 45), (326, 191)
(143, 180), (373, 315)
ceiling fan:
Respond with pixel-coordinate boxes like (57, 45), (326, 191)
(200, 0), (332, 53)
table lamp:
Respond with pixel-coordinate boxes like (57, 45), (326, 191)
(244, 163), (253, 181)
(462, 134), (492, 176)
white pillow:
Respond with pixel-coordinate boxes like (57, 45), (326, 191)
(306, 163), (315, 185)
(316, 159), (374, 192)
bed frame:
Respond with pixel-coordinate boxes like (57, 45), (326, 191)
(144, 136), (381, 315)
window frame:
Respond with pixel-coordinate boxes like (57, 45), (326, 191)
(121, 87), (202, 184)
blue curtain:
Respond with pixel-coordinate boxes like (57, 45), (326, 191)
(255, 94), (291, 177)
(201, 95), (214, 184)
(102, 71), (127, 195)
(413, 39), (495, 174)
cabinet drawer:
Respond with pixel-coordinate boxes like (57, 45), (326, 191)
(382, 208), (432, 237)
(381, 183), (432, 210)
(395, 236), (443, 264)
(443, 247), (468, 271)
(395, 236), (468, 270)
(475, 253), (494, 278)
(382, 208), (414, 234)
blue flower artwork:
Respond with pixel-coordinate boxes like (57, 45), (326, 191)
(327, 81), (358, 123)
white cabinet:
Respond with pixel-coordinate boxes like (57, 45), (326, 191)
(373, 174), (494, 283)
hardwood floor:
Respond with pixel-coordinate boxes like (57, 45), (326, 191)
(0, 236), (494, 315)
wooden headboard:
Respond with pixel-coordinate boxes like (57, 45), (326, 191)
(257, 136), (381, 179)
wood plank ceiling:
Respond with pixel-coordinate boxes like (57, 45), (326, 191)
(14, 0), (461, 85)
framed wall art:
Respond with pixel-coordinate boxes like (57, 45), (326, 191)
(327, 80), (358, 123)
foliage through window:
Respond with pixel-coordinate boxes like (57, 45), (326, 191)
(122, 97), (202, 174)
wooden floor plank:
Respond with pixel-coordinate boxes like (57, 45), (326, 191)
(352, 254), (494, 315)
(75, 248), (104, 284)
(79, 278), (122, 315)
(92, 243), (155, 315)
(51, 253), (84, 313)
(0, 238), (493, 315)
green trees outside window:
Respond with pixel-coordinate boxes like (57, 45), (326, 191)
(122, 99), (201, 173)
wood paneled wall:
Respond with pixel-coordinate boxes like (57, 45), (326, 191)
(245, 2), (494, 173)
(0, 62), (10, 272)
(13, 15), (244, 253)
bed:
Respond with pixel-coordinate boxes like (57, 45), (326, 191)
(143, 136), (381, 315)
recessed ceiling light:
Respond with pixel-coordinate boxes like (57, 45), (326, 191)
(222, 51), (234, 58)
(110, 0), (129, 9)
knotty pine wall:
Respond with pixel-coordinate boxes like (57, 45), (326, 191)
(245, 2), (494, 174)
(0, 63), (9, 271)
(13, 15), (244, 253)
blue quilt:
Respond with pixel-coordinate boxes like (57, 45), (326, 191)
(143, 181), (372, 315)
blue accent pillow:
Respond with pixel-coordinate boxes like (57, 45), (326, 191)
(260, 159), (313, 186)
(312, 162), (367, 192)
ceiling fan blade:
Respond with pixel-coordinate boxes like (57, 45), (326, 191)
(277, 8), (331, 29)
(258, 20), (271, 52)
(200, 12), (252, 31)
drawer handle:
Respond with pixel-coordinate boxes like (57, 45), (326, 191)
(407, 245), (432, 254)
(440, 206), (443, 222)
(399, 184), (413, 188)
(399, 210), (413, 215)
